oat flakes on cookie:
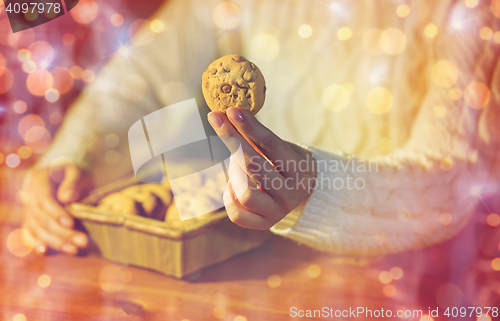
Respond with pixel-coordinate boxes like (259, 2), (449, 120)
(202, 55), (266, 115)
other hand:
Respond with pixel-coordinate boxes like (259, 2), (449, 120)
(22, 163), (93, 255)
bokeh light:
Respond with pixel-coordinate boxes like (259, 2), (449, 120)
(494, 31), (500, 44)
(26, 69), (54, 96)
(234, 316), (247, 321)
(491, 258), (500, 271)
(322, 84), (350, 112)
(436, 283), (463, 308)
(477, 314), (492, 321)
(24, 9), (38, 21)
(0, 52), (5, 76)
(12, 314), (26, 321)
(81, 69), (95, 83)
(0, 19), (10, 46)
(486, 213), (500, 227)
(366, 87), (393, 115)
(45, 6), (58, 19)
(21, 60), (36, 73)
(13, 101), (27, 115)
(70, 0), (98, 24)
(379, 271), (392, 284)
(433, 105), (447, 118)
(16, 49), (30, 62)
(45, 88), (60, 102)
(383, 284), (396, 297)
(465, 0), (479, 8)
(251, 34), (279, 61)
(448, 88), (462, 100)
(213, 2), (241, 29)
(18, 114), (45, 140)
(432, 60), (458, 88)
(0, 68), (13, 94)
(337, 27), (352, 41)
(464, 82), (490, 109)
(439, 212), (453, 226)
(17, 146), (32, 159)
(267, 274), (281, 288)
(363, 29), (384, 55)
(7, 27), (35, 48)
(389, 267), (403, 280)
(70, 65), (83, 79)
(51, 67), (74, 94)
(150, 19), (165, 33)
(105, 133), (120, 148)
(420, 315), (434, 321)
(25, 126), (49, 143)
(298, 24), (313, 39)
(37, 274), (51, 288)
(62, 33), (76, 46)
(424, 23), (438, 38)
(396, 4), (410, 18)
(28, 41), (54, 66)
(213, 305), (226, 319)
(6, 154), (21, 168)
(342, 82), (354, 94)
(380, 28), (406, 55)
(6, 229), (34, 257)
(479, 27), (493, 40)
(307, 264), (321, 278)
(492, 0), (500, 19)
(110, 13), (124, 27)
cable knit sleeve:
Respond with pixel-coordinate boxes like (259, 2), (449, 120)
(35, 0), (219, 170)
(270, 3), (500, 255)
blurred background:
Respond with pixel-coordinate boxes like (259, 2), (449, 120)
(0, 0), (165, 199)
(1, 1), (500, 320)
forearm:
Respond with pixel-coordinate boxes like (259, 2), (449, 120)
(270, 145), (482, 255)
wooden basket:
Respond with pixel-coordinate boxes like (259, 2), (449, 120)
(68, 176), (270, 278)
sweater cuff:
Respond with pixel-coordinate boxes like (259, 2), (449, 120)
(270, 145), (348, 250)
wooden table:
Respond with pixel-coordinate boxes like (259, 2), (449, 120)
(0, 169), (481, 321)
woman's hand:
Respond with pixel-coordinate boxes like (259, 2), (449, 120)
(208, 107), (316, 230)
(22, 163), (93, 255)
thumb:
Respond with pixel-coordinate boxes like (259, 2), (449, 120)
(57, 165), (82, 204)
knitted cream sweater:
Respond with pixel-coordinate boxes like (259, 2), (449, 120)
(38, 0), (500, 254)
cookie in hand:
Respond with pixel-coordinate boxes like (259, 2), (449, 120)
(202, 55), (266, 115)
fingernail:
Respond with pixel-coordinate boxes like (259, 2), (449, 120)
(59, 216), (72, 228)
(62, 243), (77, 254)
(72, 234), (87, 247)
(228, 107), (244, 123)
(208, 112), (223, 129)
